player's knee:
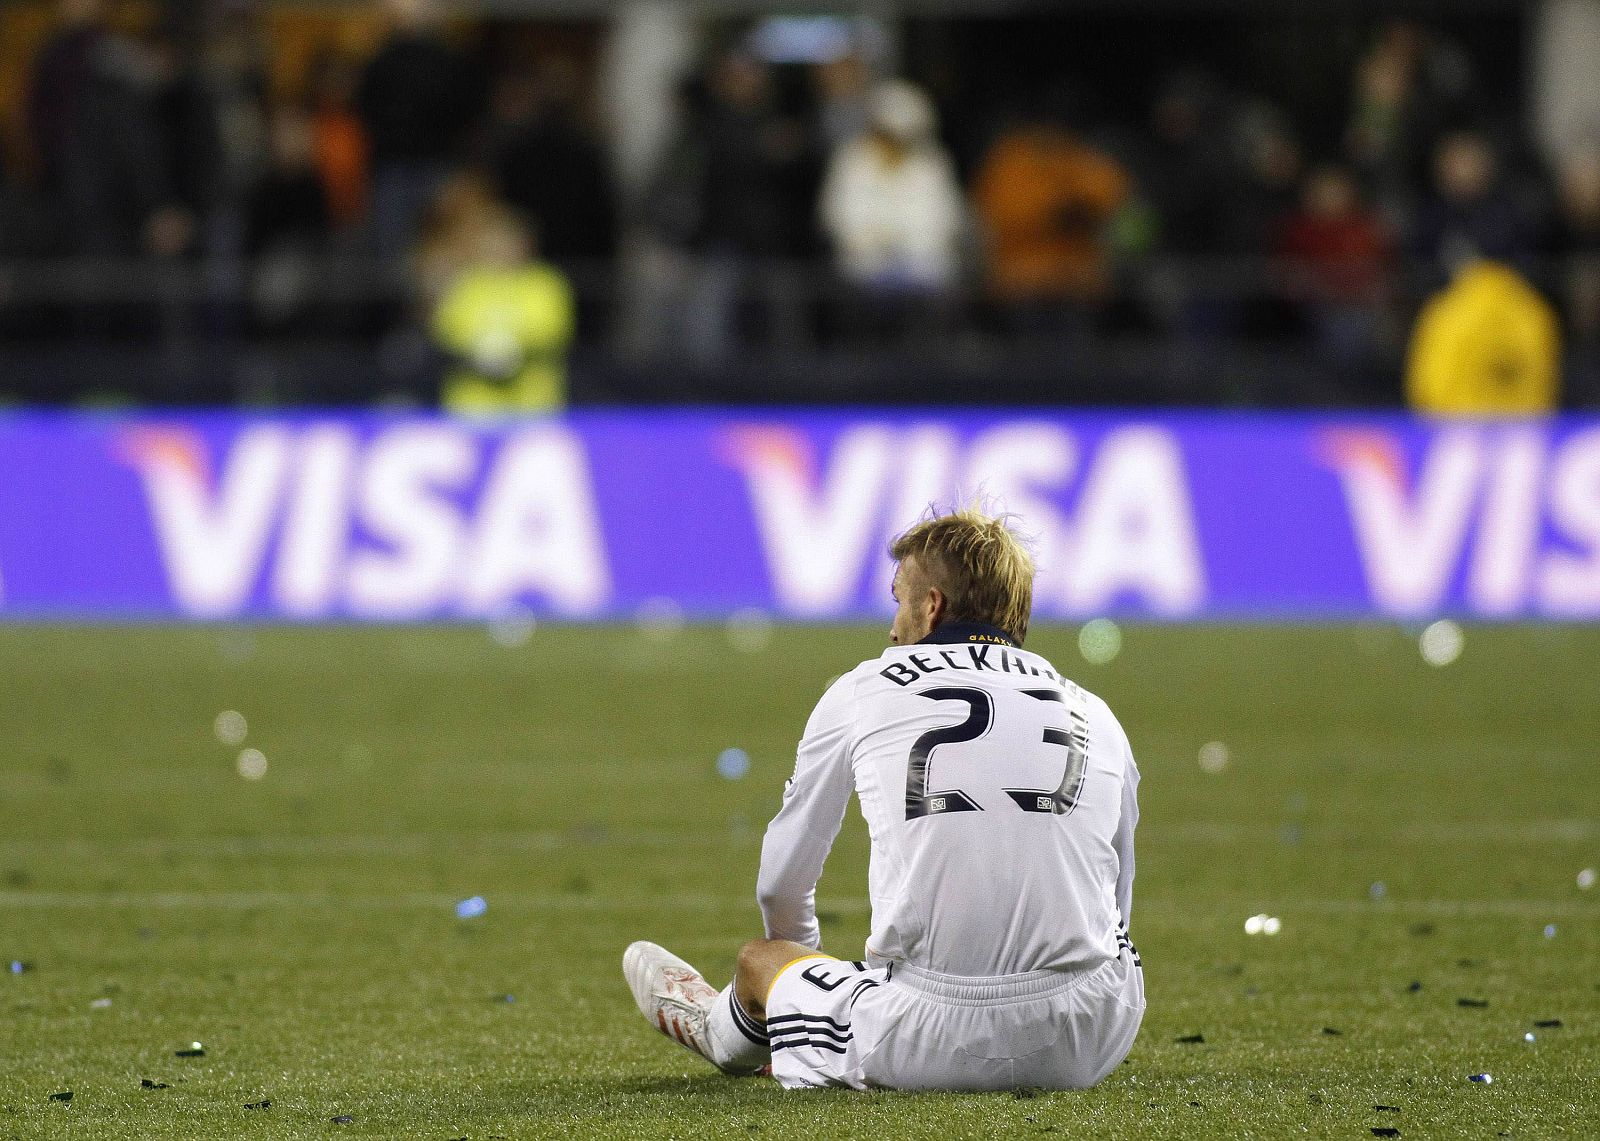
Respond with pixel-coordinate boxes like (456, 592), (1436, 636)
(735, 938), (774, 986)
(733, 939), (775, 1019)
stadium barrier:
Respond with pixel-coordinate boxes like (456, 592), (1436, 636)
(2, 409), (1597, 621)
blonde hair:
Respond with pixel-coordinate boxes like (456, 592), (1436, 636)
(889, 506), (1036, 643)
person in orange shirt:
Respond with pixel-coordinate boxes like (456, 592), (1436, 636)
(972, 112), (1130, 329)
(305, 50), (369, 229)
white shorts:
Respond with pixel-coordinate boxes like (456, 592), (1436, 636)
(765, 949), (1145, 1092)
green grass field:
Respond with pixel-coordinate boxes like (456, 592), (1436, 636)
(1, 622), (1596, 1139)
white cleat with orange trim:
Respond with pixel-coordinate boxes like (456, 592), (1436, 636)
(623, 940), (722, 1067)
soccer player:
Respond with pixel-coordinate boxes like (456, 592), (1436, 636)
(623, 507), (1144, 1090)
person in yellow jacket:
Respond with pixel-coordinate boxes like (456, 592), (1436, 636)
(419, 178), (575, 416)
(1405, 259), (1560, 416)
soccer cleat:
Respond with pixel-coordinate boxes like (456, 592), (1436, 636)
(623, 941), (721, 1067)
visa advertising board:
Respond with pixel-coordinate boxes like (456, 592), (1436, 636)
(1, 411), (1597, 621)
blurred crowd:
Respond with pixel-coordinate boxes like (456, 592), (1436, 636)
(0, 1), (1595, 410)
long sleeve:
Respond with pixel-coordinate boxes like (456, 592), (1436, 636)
(1113, 726), (1141, 931)
(757, 676), (856, 949)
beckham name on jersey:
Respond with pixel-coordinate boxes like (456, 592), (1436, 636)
(879, 644), (1068, 688)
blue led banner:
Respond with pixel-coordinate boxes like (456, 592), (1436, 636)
(1, 410), (1596, 620)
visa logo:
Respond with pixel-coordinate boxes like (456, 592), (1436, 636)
(119, 422), (609, 618)
(721, 421), (1207, 617)
(1323, 424), (1600, 617)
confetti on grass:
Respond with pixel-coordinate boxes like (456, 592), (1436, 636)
(331, 1115), (354, 1124)
(175, 1042), (206, 1057)
(1175, 1034), (1205, 1044)
(717, 747), (751, 779)
(213, 710), (248, 746)
(1371, 1128), (1400, 1138)
(236, 749), (268, 781)
(1457, 998), (1488, 1008)
(1468, 1073), (1493, 1084)
(49, 1091), (72, 1102)
(1197, 741), (1230, 773)
(141, 1080), (170, 1090)
(1078, 619), (1122, 664)
(1374, 1105), (1399, 1112)
(1534, 1019), (1563, 1028)
(244, 1099), (271, 1110)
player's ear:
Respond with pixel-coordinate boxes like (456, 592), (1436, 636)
(926, 585), (948, 628)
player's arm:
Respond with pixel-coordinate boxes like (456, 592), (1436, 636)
(1112, 717), (1141, 930)
(755, 676), (856, 950)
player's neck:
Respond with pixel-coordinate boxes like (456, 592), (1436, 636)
(916, 621), (1019, 648)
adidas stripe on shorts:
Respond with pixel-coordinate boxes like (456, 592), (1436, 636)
(765, 949), (1145, 1091)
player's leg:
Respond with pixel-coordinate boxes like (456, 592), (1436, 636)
(732, 937), (827, 1022)
(759, 949), (890, 1089)
(621, 940), (773, 1076)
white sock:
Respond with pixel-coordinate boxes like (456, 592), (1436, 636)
(706, 984), (769, 1074)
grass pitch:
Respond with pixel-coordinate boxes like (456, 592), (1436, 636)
(1, 622), (1597, 1139)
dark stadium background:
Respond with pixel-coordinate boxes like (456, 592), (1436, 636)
(0, 0), (1589, 410)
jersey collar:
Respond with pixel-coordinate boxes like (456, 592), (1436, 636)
(917, 621), (1020, 648)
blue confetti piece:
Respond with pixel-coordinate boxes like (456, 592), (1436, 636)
(455, 896), (488, 920)
(716, 748), (751, 780)
(1543, 924), (1557, 938)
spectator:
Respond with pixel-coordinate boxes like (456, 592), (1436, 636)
(1554, 147), (1600, 347)
(1274, 165), (1392, 362)
(1409, 130), (1537, 284)
(1344, 20), (1469, 222)
(1218, 106), (1306, 343)
(242, 106), (332, 333)
(972, 100), (1130, 332)
(819, 79), (964, 337)
(1134, 71), (1233, 259)
(1405, 259), (1559, 416)
(357, 0), (479, 257)
(182, 4), (271, 253)
(244, 107), (331, 254)
(306, 49), (369, 230)
(616, 76), (707, 361)
(813, 46), (874, 151)
(0, 129), (48, 259)
(487, 59), (617, 265)
(25, 0), (193, 259)
(416, 173), (574, 415)
(688, 48), (809, 359)
(624, 50), (806, 364)
(1223, 106), (1303, 258)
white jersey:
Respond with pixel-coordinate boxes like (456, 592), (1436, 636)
(758, 624), (1140, 978)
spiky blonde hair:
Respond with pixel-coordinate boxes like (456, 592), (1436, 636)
(889, 505), (1036, 644)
